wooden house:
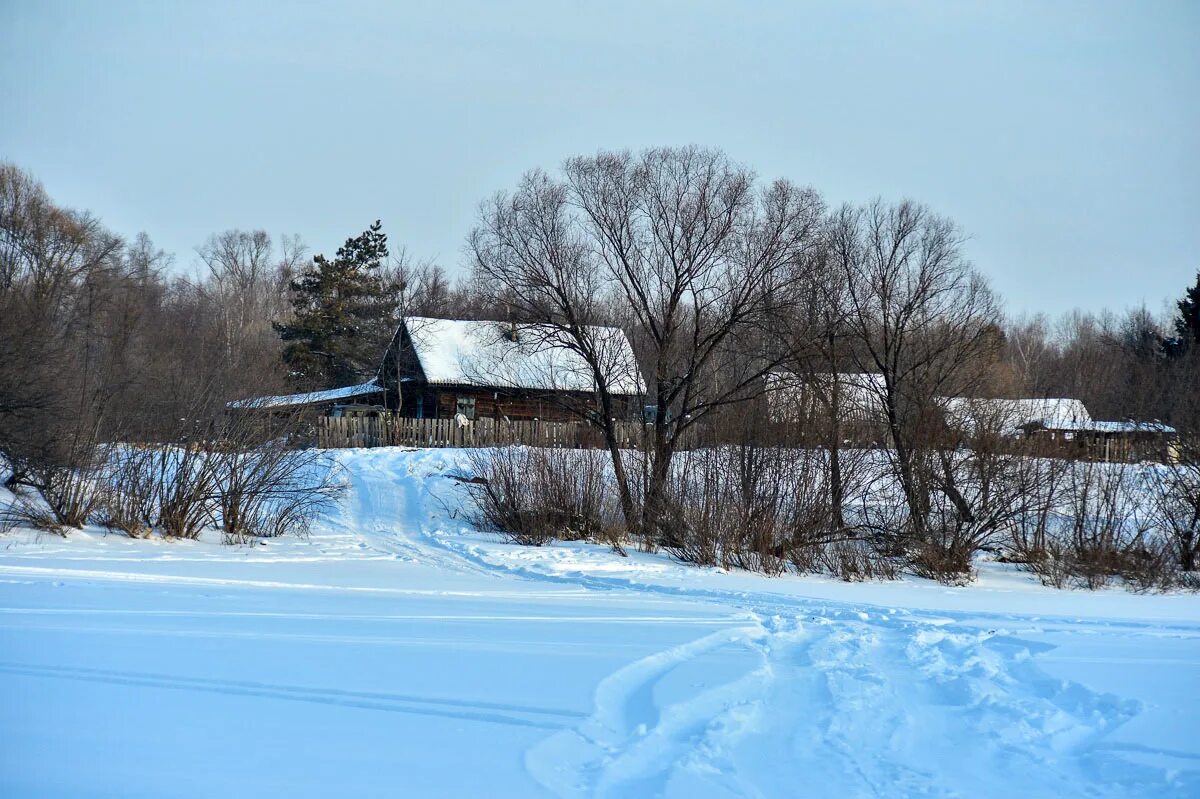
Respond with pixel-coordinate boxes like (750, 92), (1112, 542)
(376, 317), (645, 422)
(1022, 419), (1176, 462)
(227, 317), (644, 424)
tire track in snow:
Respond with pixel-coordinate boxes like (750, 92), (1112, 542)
(524, 621), (775, 798)
(0, 661), (579, 730)
(325, 449), (499, 579)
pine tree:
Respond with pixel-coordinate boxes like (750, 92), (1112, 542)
(1162, 270), (1200, 358)
(275, 221), (398, 389)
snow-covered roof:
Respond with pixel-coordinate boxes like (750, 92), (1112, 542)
(1047, 419), (1176, 434)
(941, 397), (1092, 435)
(227, 380), (384, 410)
(767, 374), (1112, 438)
(403, 317), (645, 396)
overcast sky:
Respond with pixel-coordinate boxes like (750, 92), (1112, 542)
(2, 1), (1196, 317)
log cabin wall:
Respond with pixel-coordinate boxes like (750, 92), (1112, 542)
(431, 387), (622, 423)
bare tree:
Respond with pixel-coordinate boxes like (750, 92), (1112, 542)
(829, 199), (1002, 547)
(195, 229), (299, 401)
(776, 230), (871, 534)
(470, 146), (824, 543)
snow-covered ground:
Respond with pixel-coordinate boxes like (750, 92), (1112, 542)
(1, 447), (1197, 798)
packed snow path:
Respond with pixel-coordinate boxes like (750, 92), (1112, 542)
(1, 448), (1197, 797)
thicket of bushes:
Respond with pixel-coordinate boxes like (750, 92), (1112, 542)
(464, 443), (1200, 591)
(2, 434), (342, 545)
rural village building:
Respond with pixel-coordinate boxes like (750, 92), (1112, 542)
(230, 317), (645, 424)
(378, 317), (644, 423)
(765, 371), (1175, 462)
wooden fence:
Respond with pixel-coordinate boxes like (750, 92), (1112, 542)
(316, 414), (647, 450)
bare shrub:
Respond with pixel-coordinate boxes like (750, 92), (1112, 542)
(788, 537), (900, 581)
(1006, 456), (1070, 565)
(210, 441), (342, 544)
(656, 443), (808, 575)
(18, 439), (113, 532)
(911, 447), (1047, 583)
(153, 444), (218, 539)
(1066, 462), (1145, 588)
(656, 443), (895, 579)
(1149, 457), (1200, 575)
(4, 493), (66, 535)
(464, 446), (620, 549)
(34, 466), (103, 528)
(96, 446), (159, 537)
(1025, 537), (1073, 589)
(1023, 461), (1150, 590)
(91, 444), (215, 539)
(1119, 537), (1180, 593)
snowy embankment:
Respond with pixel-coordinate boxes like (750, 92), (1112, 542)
(1, 448), (1198, 798)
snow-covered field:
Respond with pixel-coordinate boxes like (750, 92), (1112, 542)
(2, 447), (1198, 798)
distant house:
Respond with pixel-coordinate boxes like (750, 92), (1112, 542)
(942, 396), (1174, 459)
(1020, 418), (1176, 462)
(940, 397), (1092, 437)
(377, 317), (645, 423)
(765, 372), (1174, 461)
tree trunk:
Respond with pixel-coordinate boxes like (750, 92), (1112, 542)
(640, 418), (676, 548)
(829, 437), (845, 531)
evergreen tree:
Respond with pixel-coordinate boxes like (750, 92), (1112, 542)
(1162, 270), (1200, 358)
(275, 221), (398, 389)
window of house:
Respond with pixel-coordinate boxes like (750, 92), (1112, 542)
(456, 396), (476, 420)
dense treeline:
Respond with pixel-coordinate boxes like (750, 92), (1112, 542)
(1, 153), (1198, 584)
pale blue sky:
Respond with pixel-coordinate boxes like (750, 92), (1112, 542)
(2, 1), (1197, 316)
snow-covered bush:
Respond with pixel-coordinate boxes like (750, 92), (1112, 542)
(7, 442), (114, 534)
(92, 444), (217, 539)
(1007, 460), (1175, 590)
(96, 446), (161, 537)
(92, 438), (342, 544)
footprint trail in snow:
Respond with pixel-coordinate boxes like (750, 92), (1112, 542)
(525, 606), (1184, 798)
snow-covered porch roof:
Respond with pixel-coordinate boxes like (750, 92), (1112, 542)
(1036, 419), (1176, 435)
(227, 380), (384, 410)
